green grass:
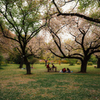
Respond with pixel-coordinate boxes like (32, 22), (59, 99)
(0, 64), (100, 100)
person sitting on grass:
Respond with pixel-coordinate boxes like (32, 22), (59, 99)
(46, 63), (51, 72)
(59, 68), (72, 73)
(67, 68), (71, 73)
(62, 68), (66, 73)
(52, 63), (57, 72)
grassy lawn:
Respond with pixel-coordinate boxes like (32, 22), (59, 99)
(0, 64), (100, 100)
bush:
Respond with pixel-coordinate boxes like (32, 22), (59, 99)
(89, 55), (97, 64)
(61, 60), (68, 64)
(88, 62), (93, 65)
(7, 53), (21, 64)
(77, 62), (81, 65)
(53, 60), (58, 64)
(69, 59), (77, 66)
(29, 58), (39, 64)
(69, 62), (74, 65)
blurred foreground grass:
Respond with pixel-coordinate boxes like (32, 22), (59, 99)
(0, 64), (100, 100)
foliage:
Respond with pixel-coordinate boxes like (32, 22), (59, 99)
(0, 0), (47, 74)
(77, 61), (81, 65)
(53, 60), (59, 64)
(28, 56), (39, 64)
(90, 10), (100, 19)
(13, 55), (21, 64)
(68, 59), (77, 66)
(78, 0), (100, 11)
(89, 55), (97, 64)
(88, 62), (93, 65)
(8, 54), (39, 64)
(7, 52), (21, 64)
(61, 59), (68, 64)
(78, 0), (100, 20)
(48, 15), (100, 73)
(43, 50), (61, 62)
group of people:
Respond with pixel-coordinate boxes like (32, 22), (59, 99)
(45, 59), (72, 73)
(61, 68), (71, 73)
(46, 63), (71, 73)
(46, 63), (57, 72)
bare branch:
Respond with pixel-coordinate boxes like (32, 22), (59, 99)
(0, 24), (19, 42)
(52, 0), (100, 23)
(70, 0), (79, 12)
(49, 48), (65, 58)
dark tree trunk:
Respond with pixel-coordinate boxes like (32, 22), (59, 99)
(24, 56), (31, 74)
(80, 59), (88, 73)
(19, 58), (24, 68)
(19, 62), (23, 68)
(45, 60), (47, 66)
(97, 58), (100, 68)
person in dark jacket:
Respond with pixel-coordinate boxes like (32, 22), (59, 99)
(52, 63), (57, 72)
(67, 68), (71, 73)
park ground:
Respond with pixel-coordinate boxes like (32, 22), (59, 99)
(0, 64), (100, 100)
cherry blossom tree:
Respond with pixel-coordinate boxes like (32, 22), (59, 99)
(47, 16), (100, 72)
(0, 0), (47, 74)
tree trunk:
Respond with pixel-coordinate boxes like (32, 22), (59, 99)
(45, 60), (47, 66)
(19, 58), (24, 68)
(24, 56), (31, 74)
(80, 60), (88, 73)
(19, 62), (23, 68)
(97, 58), (100, 68)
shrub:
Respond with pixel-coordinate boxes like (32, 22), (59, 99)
(29, 58), (39, 64)
(7, 53), (21, 64)
(53, 60), (58, 64)
(88, 62), (93, 65)
(89, 55), (97, 64)
(69, 62), (74, 65)
(69, 59), (77, 66)
(77, 62), (81, 65)
(61, 60), (68, 64)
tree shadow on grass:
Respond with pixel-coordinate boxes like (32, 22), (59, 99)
(45, 71), (59, 73)
(52, 71), (100, 77)
(0, 67), (3, 69)
(0, 65), (8, 70)
(71, 72), (100, 77)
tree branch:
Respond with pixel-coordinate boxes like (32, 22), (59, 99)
(52, 0), (100, 23)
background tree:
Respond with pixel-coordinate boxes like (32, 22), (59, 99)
(46, 16), (100, 72)
(0, 0), (47, 74)
(88, 55), (97, 64)
(0, 29), (15, 65)
(96, 56), (100, 68)
(0, 52), (3, 66)
(0, 30), (25, 67)
(94, 53), (100, 68)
